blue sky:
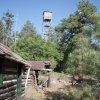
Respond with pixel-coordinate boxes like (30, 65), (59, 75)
(0, 0), (100, 34)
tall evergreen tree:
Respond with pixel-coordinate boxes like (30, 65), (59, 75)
(0, 20), (5, 44)
(18, 20), (36, 39)
(55, 0), (100, 81)
(2, 11), (14, 46)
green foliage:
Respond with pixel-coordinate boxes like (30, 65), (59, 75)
(54, 0), (100, 80)
(0, 10), (14, 46)
(18, 20), (36, 39)
(11, 33), (63, 69)
(78, 0), (97, 16)
(66, 35), (100, 78)
(60, 85), (99, 100)
(0, 20), (5, 44)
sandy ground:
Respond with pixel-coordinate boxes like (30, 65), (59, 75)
(25, 73), (71, 100)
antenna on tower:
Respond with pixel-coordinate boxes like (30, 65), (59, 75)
(42, 11), (52, 41)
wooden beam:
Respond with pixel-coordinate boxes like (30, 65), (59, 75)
(47, 71), (51, 87)
(0, 90), (16, 100)
(25, 68), (30, 88)
(34, 71), (38, 89)
(35, 71), (39, 85)
(0, 85), (16, 94)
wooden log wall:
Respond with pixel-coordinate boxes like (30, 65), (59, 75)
(0, 80), (17, 100)
(0, 58), (26, 100)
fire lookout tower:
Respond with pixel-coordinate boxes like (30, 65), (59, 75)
(42, 11), (52, 40)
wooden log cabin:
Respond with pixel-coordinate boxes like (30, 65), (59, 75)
(28, 61), (52, 88)
(23, 61), (52, 99)
(0, 43), (31, 100)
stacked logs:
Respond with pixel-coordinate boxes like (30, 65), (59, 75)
(0, 59), (26, 100)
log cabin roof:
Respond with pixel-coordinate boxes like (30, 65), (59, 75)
(28, 61), (51, 70)
(0, 43), (31, 66)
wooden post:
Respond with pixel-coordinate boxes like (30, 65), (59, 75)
(25, 67), (30, 88)
(0, 58), (3, 86)
(34, 71), (37, 87)
(17, 64), (22, 100)
(47, 71), (51, 87)
(35, 71), (39, 85)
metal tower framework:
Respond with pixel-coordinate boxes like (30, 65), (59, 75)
(42, 11), (52, 40)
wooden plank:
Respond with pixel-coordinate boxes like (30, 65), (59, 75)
(5, 95), (16, 100)
(4, 69), (17, 73)
(25, 68), (30, 88)
(0, 90), (16, 100)
(0, 79), (17, 89)
(3, 79), (17, 84)
(0, 85), (16, 94)
(3, 71), (17, 75)
(4, 75), (17, 81)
